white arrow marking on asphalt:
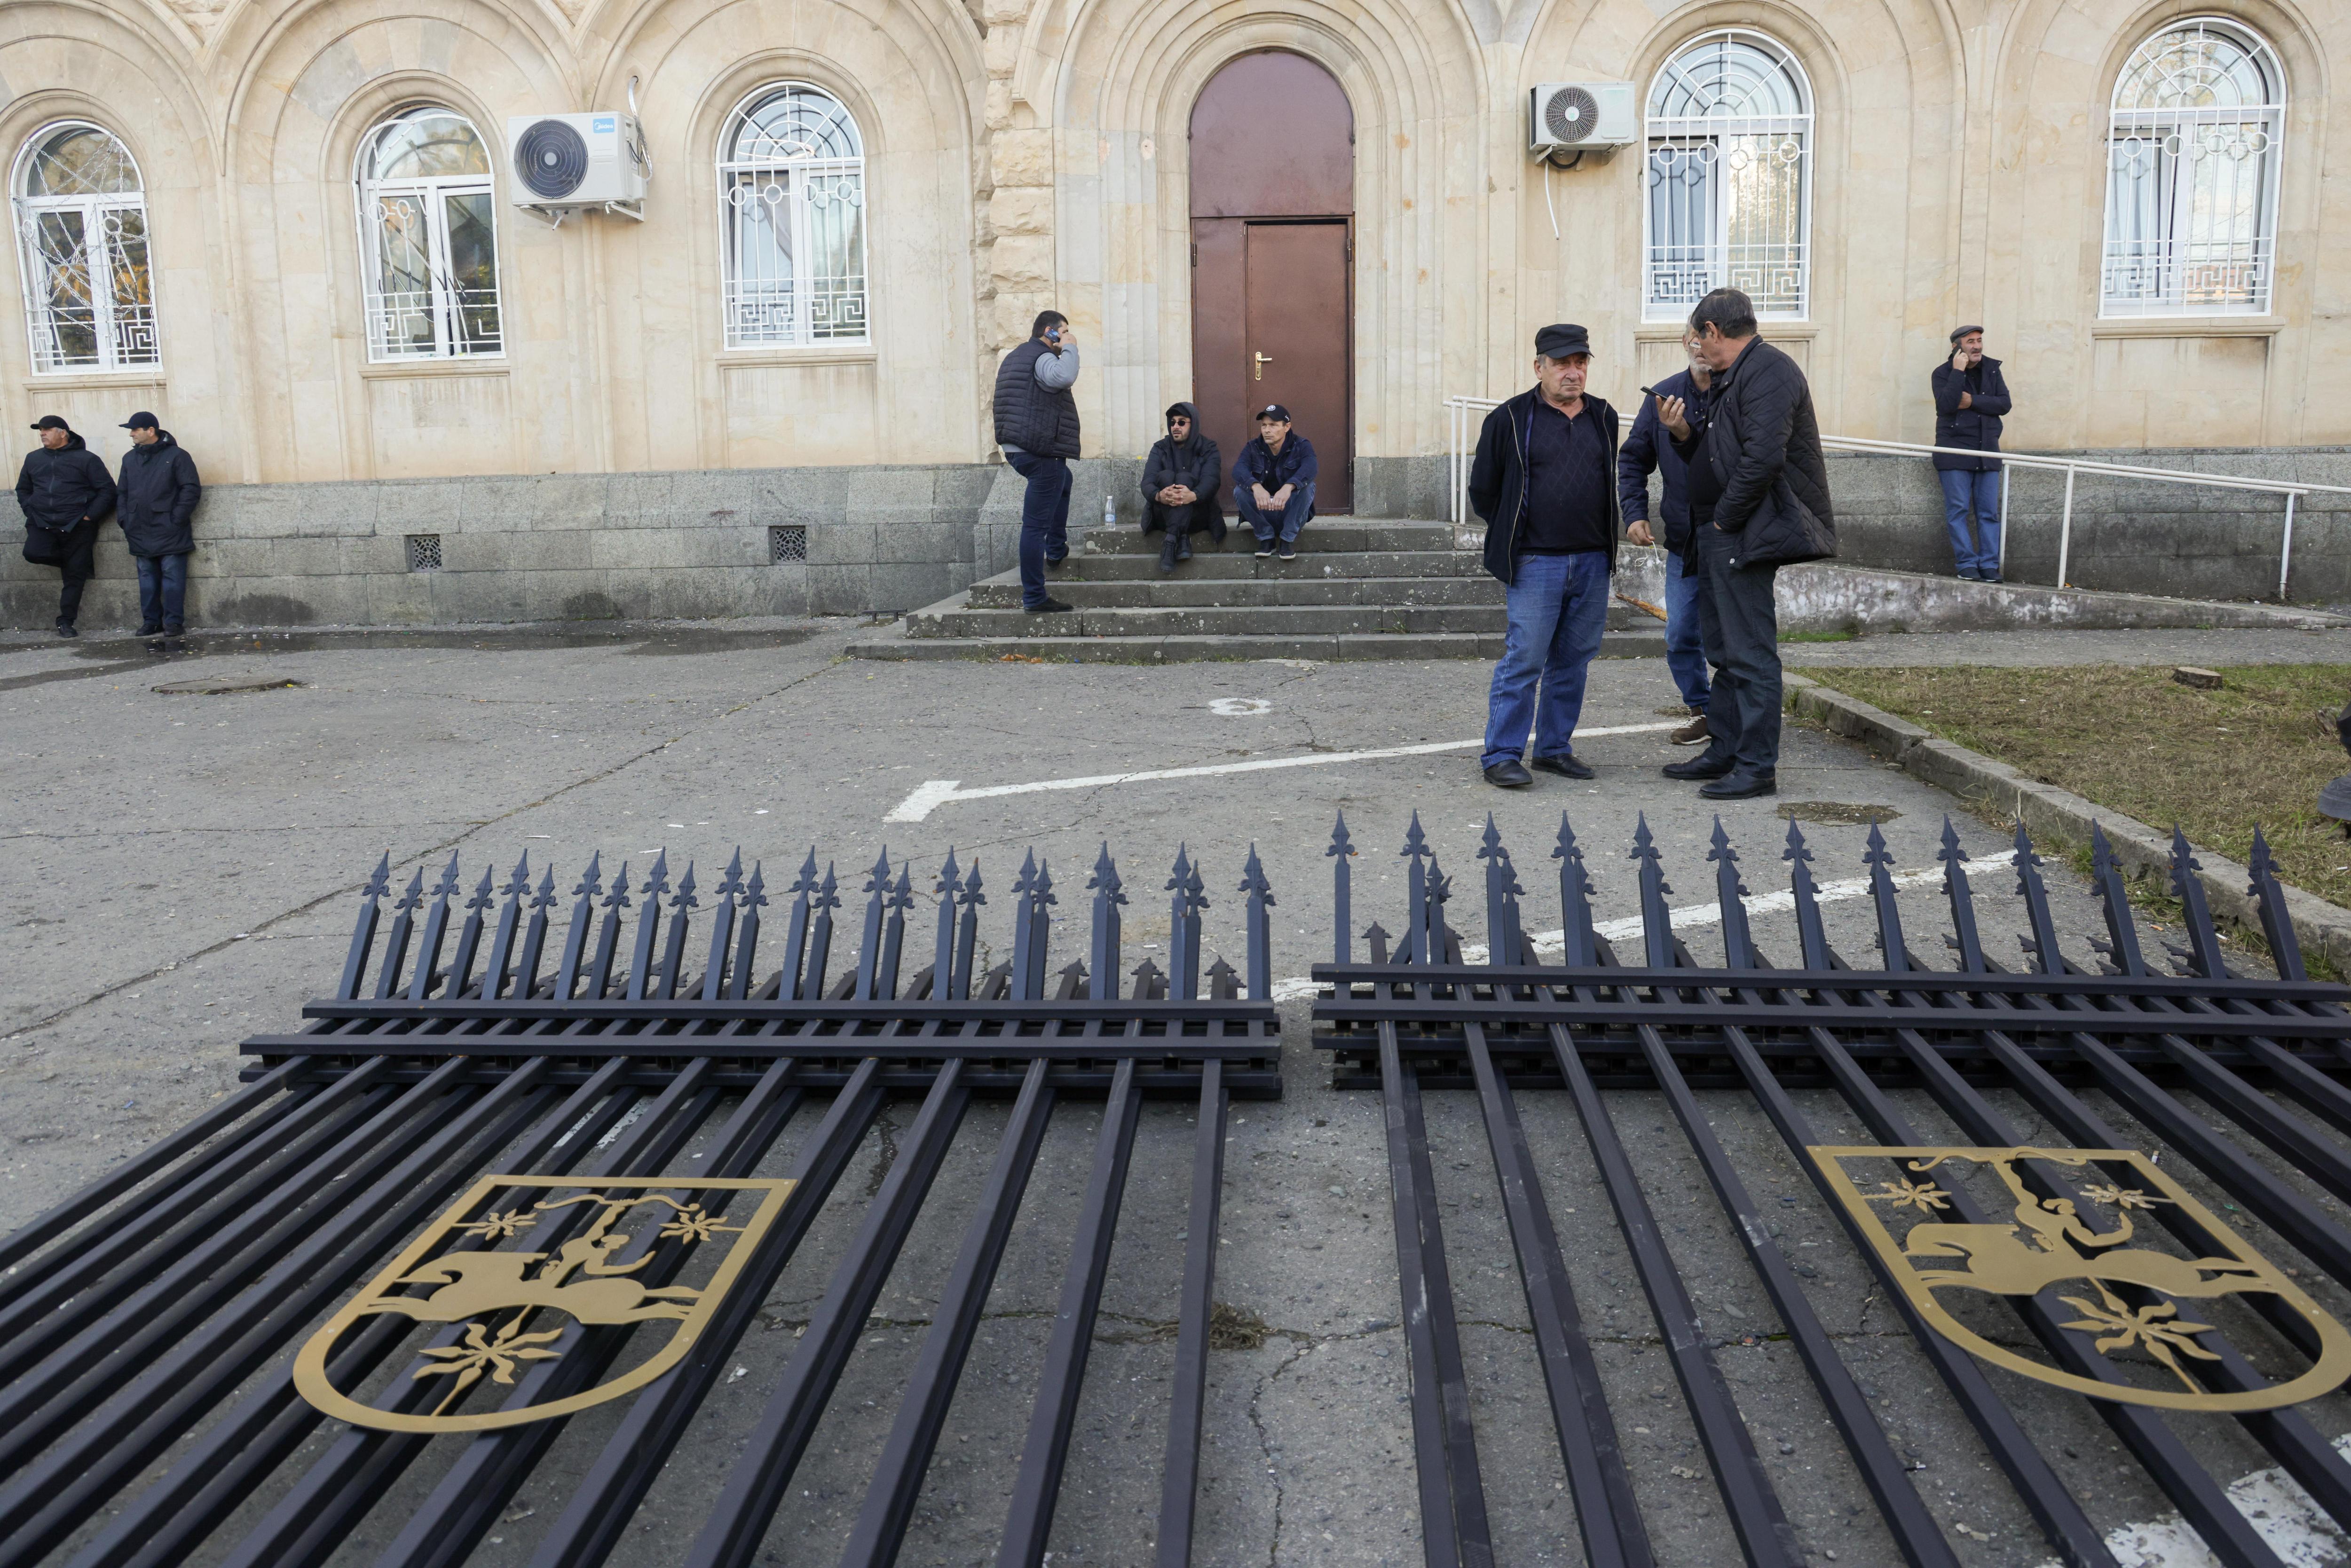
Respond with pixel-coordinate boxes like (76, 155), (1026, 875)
(1265, 866), (1947, 999)
(881, 722), (1684, 823)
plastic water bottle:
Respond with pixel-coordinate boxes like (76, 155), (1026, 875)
(1103, 496), (1116, 527)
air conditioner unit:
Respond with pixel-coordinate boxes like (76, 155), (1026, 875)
(1530, 82), (1637, 156)
(505, 113), (649, 219)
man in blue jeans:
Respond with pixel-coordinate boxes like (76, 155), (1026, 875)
(1467, 323), (1622, 788)
(1618, 327), (1713, 745)
(115, 411), (200, 643)
(1931, 325), (2011, 581)
(993, 310), (1081, 612)
(1231, 404), (1317, 559)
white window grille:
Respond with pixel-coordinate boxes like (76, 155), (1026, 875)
(2102, 17), (2284, 317)
(355, 108), (503, 361)
(11, 122), (159, 374)
(1643, 30), (1813, 321)
(718, 83), (868, 348)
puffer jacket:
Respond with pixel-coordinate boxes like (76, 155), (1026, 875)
(16, 433), (115, 531)
(993, 339), (1081, 458)
(1141, 402), (1221, 512)
(1671, 338), (1836, 571)
(115, 430), (201, 557)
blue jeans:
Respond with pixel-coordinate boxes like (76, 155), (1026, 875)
(1237, 481), (1315, 543)
(1940, 467), (2003, 578)
(137, 552), (189, 631)
(1663, 548), (1711, 709)
(1483, 551), (1611, 769)
(1006, 451), (1071, 608)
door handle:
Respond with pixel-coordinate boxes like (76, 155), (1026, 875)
(1253, 351), (1272, 381)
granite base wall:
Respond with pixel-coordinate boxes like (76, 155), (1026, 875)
(8, 447), (2343, 631)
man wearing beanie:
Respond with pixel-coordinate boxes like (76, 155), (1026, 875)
(1466, 323), (1621, 788)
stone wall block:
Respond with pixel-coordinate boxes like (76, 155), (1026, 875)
(459, 476), (536, 532)
(984, 80), (1014, 132)
(607, 471), (675, 524)
(982, 27), (1021, 80)
(381, 480), (464, 530)
(806, 563), (873, 614)
(760, 562), (812, 617)
(873, 519), (967, 565)
(808, 519), (879, 565)
(990, 129), (1053, 189)
(869, 561), (955, 613)
(990, 188), (1053, 236)
(989, 235), (1055, 293)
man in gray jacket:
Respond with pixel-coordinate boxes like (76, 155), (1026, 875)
(993, 310), (1081, 613)
(1658, 288), (1837, 800)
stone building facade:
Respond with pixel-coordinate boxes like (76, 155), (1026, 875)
(1, 0), (2344, 626)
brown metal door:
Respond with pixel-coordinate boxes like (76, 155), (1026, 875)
(1190, 50), (1354, 513)
(1239, 222), (1350, 512)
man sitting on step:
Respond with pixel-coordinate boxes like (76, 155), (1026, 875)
(1141, 401), (1225, 574)
(1231, 404), (1317, 561)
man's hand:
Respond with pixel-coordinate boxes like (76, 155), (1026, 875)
(1656, 394), (1691, 441)
(1627, 519), (1655, 548)
(1950, 347), (1967, 373)
(1157, 484), (1193, 505)
(1252, 484), (1275, 511)
(1957, 391), (1973, 409)
(1270, 485), (1294, 509)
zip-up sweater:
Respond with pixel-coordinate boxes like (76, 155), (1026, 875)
(1468, 388), (1621, 585)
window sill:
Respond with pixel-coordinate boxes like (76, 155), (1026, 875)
(2091, 315), (2283, 339)
(718, 345), (879, 367)
(22, 367), (166, 389)
(359, 358), (511, 378)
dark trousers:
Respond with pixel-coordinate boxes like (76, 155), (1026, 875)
(1005, 451), (1071, 608)
(1692, 524), (1783, 773)
(54, 522), (98, 624)
(137, 552), (189, 631)
(1146, 497), (1224, 541)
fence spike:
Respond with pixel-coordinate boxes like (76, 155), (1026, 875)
(954, 858), (986, 1001)
(1206, 954), (1238, 1001)
(1554, 814), (1599, 968)
(1241, 843), (1275, 998)
(856, 848), (892, 1001)
(653, 862), (699, 1000)
(728, 860), (766, 1000)
(1010, 851), (1041, 1002)
(591, 861), (634, 1000)
(1400, 817), (1430, 965)
(2248, 827), (2308, 982)
(1937, 819), (1986, 974)
(2165, 827), (2229, 979)
(514, 864), (557, 1002)
(405, 853), (462, 1002)
(1167, 845), (1197, 1000)
(1089, 843), (1126, 1002)
(1025, 859), (1057, 1003)
(931, 849), (963, 1001)
(701, 855), (741, 1003)
(715, 850), (746, 901)
(2086, 823), (2148, 978)
(803, 863), (841, 1001)
(448, 862), (497, 1000)
(553, 852), (600, 1000)
(624, 852), (667, 1001)
(878, 863), (914, 1000)
(1708, 818), (1756, 970)
(375, 868), (426, 998)
(336, 853), (394, 1001)
(1631, 814), (1675, 969)
(778, 850), (818, 1002)
(1129, 954), (1165, 1001)
(1328, 811), (1356, 966)
(1782, 821), (1830, 970)
(1362, 921), (1391, 965)
(1862, 821), (1908, 971)
(2009, 824), (2064, 975)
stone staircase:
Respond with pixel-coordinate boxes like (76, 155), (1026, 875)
(846, 518), (1666, 662)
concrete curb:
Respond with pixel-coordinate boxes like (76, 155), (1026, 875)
(1785, 671), (2351, 976)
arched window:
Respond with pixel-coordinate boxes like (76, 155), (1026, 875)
(718, 84), (868, 347)
(2103, 18), (2284, 316)
(356, 107), (503, 360)
(1643, 30), (1813, 321)
(11, 122), (158, 373)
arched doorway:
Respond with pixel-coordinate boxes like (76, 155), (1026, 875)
(1189, 52), (1354, 513)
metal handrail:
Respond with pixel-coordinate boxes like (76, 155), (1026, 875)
(1444, 394), (2344, 598)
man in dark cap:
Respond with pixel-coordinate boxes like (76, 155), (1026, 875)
(1140, 401), (1223, 573)
(1466, 323), (1622, 788)
(114, 411), (201, 640)
(1231, 404), (1317, 560)
(1931, 325), (2012, 581)
(14, 414), (115, 638)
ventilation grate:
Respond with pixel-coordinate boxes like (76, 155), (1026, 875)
(769, 524), (808, 563)
(404, 534), (442, 572)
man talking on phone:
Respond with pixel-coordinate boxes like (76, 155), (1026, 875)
(994, 310), (1082, 613)
(1931, 325), (2011, 581)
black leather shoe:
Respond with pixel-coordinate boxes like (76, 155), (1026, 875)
(54, 620), (76, 638)
(1483, 759), (1534, 788)
(1699, 769), (1777, 800)
(1531, 753), (1594, 780)
(1157, 535), (1181, 574)
(1663, 753), (1734, 780)
(1025, 597), (1074, 614)
(137, 622), (161, 637)
(1176, 535), (1192, 561)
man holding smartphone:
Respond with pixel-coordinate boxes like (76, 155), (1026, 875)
(1931, 325), (2011, 581)
(994, 310), (1082, 613)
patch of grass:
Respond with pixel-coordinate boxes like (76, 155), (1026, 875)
(1780, 629), (1856, 643)
(1821, 663), (2351, 911)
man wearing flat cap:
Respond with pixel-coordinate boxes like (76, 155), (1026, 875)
(14, 414), (114, 638)
(1466, 323), (1623, 788)
(114, 410), (201, 640)
(1931, 325), (2012, 582)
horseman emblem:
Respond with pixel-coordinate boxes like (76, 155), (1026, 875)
(1811, 1145), (2351, 1412)
(296, 1175), (795, 1434)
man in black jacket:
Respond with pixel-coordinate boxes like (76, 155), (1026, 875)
(1660, 288), (1837, 800)
(1618, 328), (1713, 743)
(1140, 402), (1223, 573)
(1931, 326), (2012, 581)
(1467, 323), (1621, 789)
(15, 415), (116, 638)
(115, 411), (201, 639)
(993, 310), (1081, 613)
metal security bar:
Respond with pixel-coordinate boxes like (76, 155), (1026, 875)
(1316, 811), (2351, 1568)
(0, 837), (1276, 1568)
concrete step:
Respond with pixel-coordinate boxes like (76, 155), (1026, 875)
(906, 601), (1617, 640)
(1045, 549), (1487, 582)
(847, 628), (1669, 664)
(964, 575), (1507, 610)
(1085, 519), (1456, 555)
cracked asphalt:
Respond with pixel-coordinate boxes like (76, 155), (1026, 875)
(8, 617), (2351, 1567)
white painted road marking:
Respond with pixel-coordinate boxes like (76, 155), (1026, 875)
(882, 722), (1683, 822)
(1265, 867), (1947, 999)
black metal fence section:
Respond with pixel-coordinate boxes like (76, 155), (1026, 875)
(1314, 810), (2351, 1568)
(0, 839), (1278, 1568)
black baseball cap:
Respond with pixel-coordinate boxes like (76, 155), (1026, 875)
(30, 415), (68, 431)
(120, 411), (159, 430)
(1535, 323), (1593, 360)
(1255, 404), (1292, 423)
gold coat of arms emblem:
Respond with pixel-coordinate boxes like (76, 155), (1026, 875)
(296, 1175), (796, 1433)
(1811, 1145), (2351, 1412)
